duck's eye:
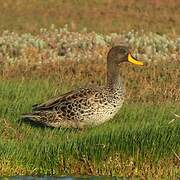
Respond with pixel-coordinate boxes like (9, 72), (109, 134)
(119, 48), (127, 54)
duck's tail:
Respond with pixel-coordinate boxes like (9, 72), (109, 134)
(21, 113), (43, 124)
(21, 111), (60, 127)
(21, 114), (39, 120)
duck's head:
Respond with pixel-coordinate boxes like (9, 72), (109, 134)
(107, 45), (143, 66)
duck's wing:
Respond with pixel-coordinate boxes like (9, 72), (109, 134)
(32, 87), (98, 111)
(32, 90), (75, 111)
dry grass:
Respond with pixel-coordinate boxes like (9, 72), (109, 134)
(56, 155), (179, 178)
(0, 155), (179, 178)
(1, 56), (180, 104)
(0, 0), (180, 34)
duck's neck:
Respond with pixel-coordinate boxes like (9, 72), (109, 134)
(107, 62), (124, 90)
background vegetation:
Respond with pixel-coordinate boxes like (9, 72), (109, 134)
(0, 0), (179, 179)
(0, 0), (180, 34)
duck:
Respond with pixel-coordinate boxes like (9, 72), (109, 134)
(22, 45), (143, 129)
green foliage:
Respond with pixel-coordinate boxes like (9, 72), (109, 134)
(0, 27), (179, 66)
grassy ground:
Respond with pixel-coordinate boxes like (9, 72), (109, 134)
(0, 36), (180, 178)
(0, 0), (180, 34)
(0, 60), (180, 178)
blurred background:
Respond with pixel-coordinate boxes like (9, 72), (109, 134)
(0, 0), (179, 34)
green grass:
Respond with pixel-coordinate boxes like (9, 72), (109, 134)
(0, 78), (179, 178)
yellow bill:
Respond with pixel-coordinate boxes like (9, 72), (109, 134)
(128, 53), (143, 65)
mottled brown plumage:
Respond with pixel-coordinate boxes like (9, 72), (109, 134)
(22, 45), (143, 128)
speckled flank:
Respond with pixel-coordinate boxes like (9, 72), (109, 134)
(22, 46), (136, 129)
(24, 86), (124, 128)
